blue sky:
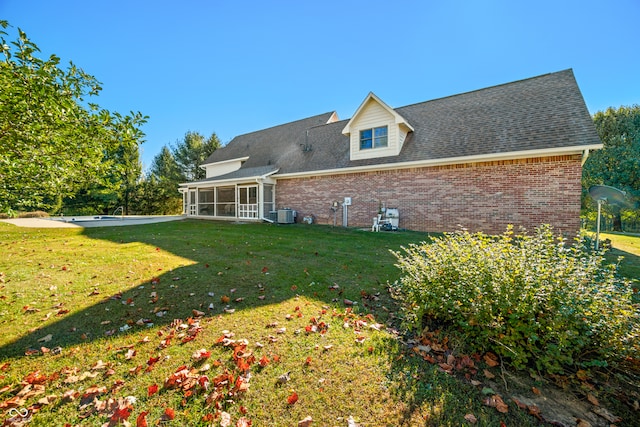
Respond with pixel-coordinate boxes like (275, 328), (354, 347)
(2, 0), (638, 169)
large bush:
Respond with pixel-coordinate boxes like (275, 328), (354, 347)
(391, 225), (639, 374)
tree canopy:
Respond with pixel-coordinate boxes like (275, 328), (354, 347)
(134, 131), (220, 215)
(583, 105), (640, 230)
(0, 21), (147, 213)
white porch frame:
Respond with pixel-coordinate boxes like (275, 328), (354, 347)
(181, 174), (277, 222)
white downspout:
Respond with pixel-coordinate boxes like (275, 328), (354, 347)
(581, 149), (590, 166)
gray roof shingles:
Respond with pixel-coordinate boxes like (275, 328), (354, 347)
(201, 69), (600, 179)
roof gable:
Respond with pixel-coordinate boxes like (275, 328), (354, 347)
(341, 92), (413, 136)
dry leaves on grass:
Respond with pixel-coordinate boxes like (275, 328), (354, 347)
(2, 300), (388, 426)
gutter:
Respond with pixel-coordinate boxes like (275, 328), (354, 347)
(275, 144), (604, 180)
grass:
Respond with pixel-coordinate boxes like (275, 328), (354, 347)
(0, 220), (637, 426)
(600, 232), (640, 294)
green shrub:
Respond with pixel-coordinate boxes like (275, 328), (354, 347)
(391, 225), (639, 374)
(17, 210), (50, 218)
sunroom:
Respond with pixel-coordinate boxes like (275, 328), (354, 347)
(179, 166), (277, 221)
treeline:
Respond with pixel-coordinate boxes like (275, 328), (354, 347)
(61, 131), (220, 216)
(582, 105), (640, 232)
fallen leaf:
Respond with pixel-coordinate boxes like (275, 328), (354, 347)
(219, 411), (232, 426)
(527, 404), (542, 420)
(237, 417), (252, 427)
(163, 407), (176, 420)
(287, 392), (299, 405)
(483, 369), (495, 379)
(483, 352), (499, 367)
(62, 389), (78, 402)
(259, 355), (270, 367)
(587, 393), (599, 406)
(298, 416), (313, 427)
(483, 394), (508, 413)
(91, 360), (108, 370)
(136, 411), (149, 427)
(511, 398), (527, 410)
(148, 384), (159, 396)
(446, 354), (456, 366)
(37, 394), (58, 406)
(192, 348), (211, 361)
(464, 413), (477, 424)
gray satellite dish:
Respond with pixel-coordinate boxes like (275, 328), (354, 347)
(588, 185), (627, 250)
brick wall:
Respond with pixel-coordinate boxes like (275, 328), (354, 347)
(275, 155), (583, 235)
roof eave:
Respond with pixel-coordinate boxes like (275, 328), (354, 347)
(180, 168), (280, 188)
(200, 156), (250, 168)
(274, 144), (603, 179)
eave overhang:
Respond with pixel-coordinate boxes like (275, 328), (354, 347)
(275, 144), (603, 180)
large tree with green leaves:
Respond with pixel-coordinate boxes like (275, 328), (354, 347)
(173, 131), (221, 181)
(0, 21), (147, 214)
(583, 105), (640, 230)
(137, 132), (220, 215)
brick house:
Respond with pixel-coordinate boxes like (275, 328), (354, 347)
(180, 69), (602, 234)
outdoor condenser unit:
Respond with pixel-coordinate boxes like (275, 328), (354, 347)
(277, 209), (295, 224)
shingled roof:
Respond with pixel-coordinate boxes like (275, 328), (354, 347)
(201, 69), (600, 178)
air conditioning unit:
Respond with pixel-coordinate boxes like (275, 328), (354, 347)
(277, 209), (295, 224)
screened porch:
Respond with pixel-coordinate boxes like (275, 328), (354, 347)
(182, 182), (275, 221)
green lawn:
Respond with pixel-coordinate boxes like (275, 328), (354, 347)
(0, 220), (636, 426)
(600, 232), (640, 294)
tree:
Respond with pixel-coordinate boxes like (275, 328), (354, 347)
(583, 105), (640, 231)
(137, 146), (183, 215)
(0, 21), (147, 214)
(150, 146), (181, 183)
(173, 131), (221, 181)
(136, 132), (220, 215)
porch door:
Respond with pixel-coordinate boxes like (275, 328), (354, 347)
(238, 185), (258, 219)
(188, 190), (197, 216)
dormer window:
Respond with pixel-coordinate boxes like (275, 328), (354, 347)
(343, 93), (413, 161)
(360, 126), (388, 150)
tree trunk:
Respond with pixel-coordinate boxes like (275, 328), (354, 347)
(612, 212), (623, 231)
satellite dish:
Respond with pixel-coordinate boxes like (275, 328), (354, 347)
(588, 185), (627, 250)
(588, 185), (627, 206)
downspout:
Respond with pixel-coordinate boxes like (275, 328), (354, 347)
(581, 149), (590, 166)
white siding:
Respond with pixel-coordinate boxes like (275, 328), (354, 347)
(204, 158), (245, 178)
(349, 99), (403, 160)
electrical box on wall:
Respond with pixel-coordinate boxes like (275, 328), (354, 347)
(343, 197), (352, 206)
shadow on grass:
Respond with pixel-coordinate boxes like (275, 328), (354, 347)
(605, 246), (640, 293)
(0, 220), (426, 358)
(377, 335), (540, 426)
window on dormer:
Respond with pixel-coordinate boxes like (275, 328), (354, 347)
(359, 126), (388, 150)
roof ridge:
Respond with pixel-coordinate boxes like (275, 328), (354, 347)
(233, 111), (336, 139)
(395, 68), (574, 111)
